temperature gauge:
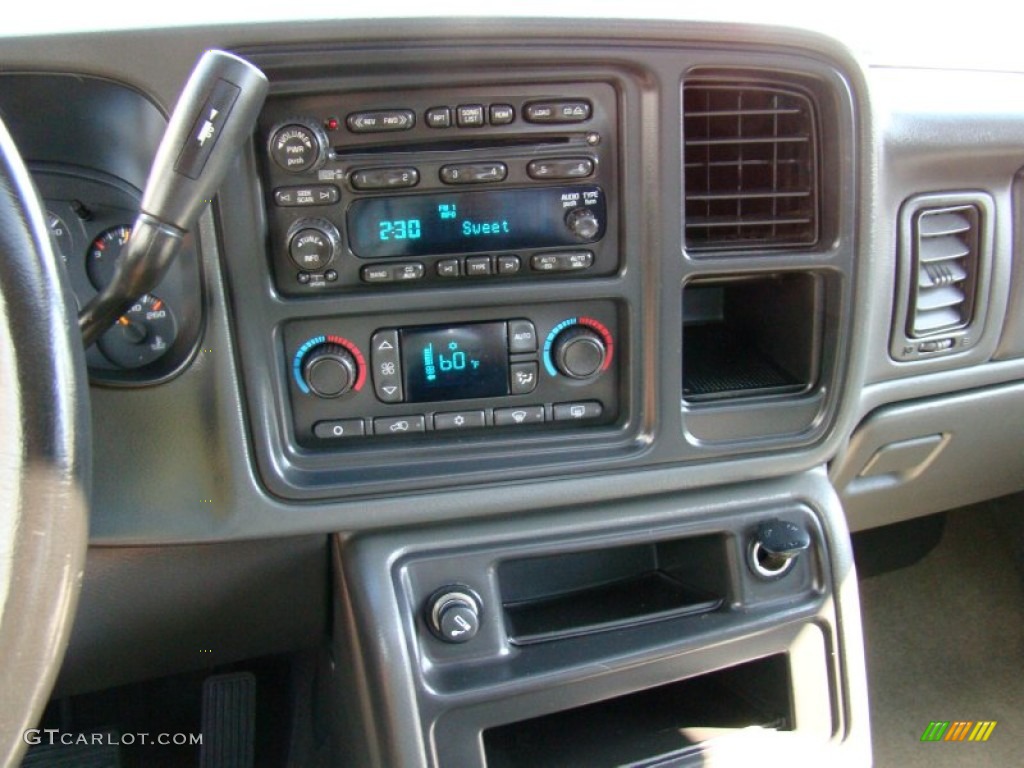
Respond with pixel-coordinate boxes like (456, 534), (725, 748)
(87, 224), (132, 289)
(97, 294), (178, 369)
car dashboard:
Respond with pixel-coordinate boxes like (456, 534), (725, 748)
(1, 13), (1023, 768)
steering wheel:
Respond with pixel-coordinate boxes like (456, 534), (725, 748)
(0, 116), (90, 766)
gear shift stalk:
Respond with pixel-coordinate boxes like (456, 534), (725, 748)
(79, 49), (268, 347)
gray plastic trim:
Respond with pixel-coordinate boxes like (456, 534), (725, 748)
(833, 381), (1024, 531)
(860, 66), (1023, 386)
(54, 535), (328, 697)
(0, 20), (872, 543)
(994, 167), (1024, 360)
(331, 468), (870, 767)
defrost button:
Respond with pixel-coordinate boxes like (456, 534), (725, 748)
(553, 401), (604, 421)
(494, 406), (545, 426)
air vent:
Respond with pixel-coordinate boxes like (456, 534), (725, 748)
(908, 205), (980, 337)
(683, 83), (819, 251)
(891, 192), (994, 362)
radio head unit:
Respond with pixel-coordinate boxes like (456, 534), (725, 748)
(257, 82), (619, 294)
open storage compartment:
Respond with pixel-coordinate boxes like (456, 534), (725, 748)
(682, 272), (821, 402)
(498, 534), (727, 645)
(484, 653), (792, 767)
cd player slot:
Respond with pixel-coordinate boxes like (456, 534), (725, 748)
(332, 135), (578, 156)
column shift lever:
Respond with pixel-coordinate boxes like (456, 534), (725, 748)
(79, 49), (268, 347)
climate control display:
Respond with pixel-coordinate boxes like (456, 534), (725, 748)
(401, 323), (510, 402)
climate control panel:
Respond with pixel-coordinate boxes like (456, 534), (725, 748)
(284, 301), (620, 447)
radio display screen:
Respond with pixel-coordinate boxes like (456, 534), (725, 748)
(401, 322), (509, 402)
(347, 186), (604, 258)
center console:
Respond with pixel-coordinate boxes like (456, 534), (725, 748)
(331, 470), (863, 767)
(212, 30), (867, 767)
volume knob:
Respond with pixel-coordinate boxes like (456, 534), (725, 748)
(302, 343), (358, 398)
(552, 326), (607, 379)
(268, 119), (329, 174)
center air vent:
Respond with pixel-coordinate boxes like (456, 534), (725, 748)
(891, 192), (994, 362)
(683, 82), (819, 252)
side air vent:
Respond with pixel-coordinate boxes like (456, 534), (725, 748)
(683, 82), (819, 252)
(892, 192), (994, 361)
(909, 206), (979, 336)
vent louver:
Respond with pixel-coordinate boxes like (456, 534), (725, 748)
(908, 205), (980, 337)
(684, 83), (819, 251)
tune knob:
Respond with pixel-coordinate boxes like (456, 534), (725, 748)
(301, 343), (358, 398)
(287, 218), (340, 272)
(552, 326), (607, 379)
(268, 119), (329, 173)
(564, 207), (601, 241)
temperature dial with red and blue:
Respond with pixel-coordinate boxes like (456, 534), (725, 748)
(293, 335), (367, 398)
(543, 316), (614, 379)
